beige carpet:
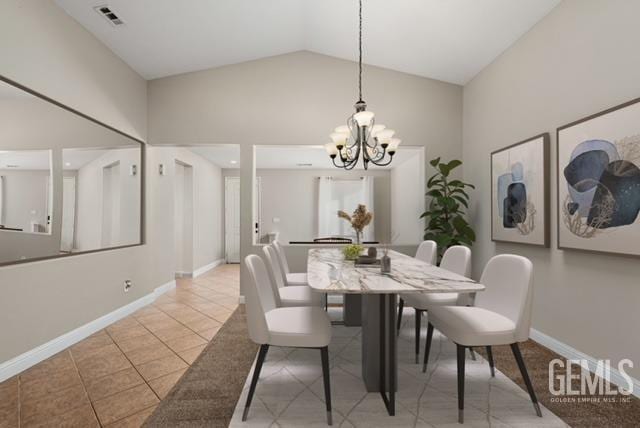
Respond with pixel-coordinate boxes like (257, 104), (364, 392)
(478, 342), (640, 428)
(143, 306), (257, 427)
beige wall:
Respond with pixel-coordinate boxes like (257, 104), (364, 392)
(390, 152), (426, 245)
(463, 0), (640, 377)
(149, 51), (463, 293)
(0, 0), (149, 364)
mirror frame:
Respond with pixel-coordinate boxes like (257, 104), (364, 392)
(0, 74), (145, 267)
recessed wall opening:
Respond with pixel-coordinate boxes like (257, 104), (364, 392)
(251, 145), (425, 246)
(154, 145), (240, 277)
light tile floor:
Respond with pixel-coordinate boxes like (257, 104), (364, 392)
(0, 263), (239, 428)
(230, 308), (569, 428)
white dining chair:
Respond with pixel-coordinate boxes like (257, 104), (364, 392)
(423, 254), (541, 424)
(397, 241), (438, 330)
(272, 240), (309, 286)
(414, 240), (438, 265)
(263, 245), (324, 307)
(397, 244), (472, 364)
(243, 254), (333, 425)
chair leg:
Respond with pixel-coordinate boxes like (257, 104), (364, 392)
(320, 346), (333, 425)
(242, 344), (269, 421)
(457, 344), (466, 424)
(396, 298), (404, 334)
(510, 343), (542, 417)
(468, 347), (477, 360)
(414, 309), (422, 363)
(486, 346), (495, 377)
(422, 322), (434, 373)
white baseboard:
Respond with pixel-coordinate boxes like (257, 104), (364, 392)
(0, 280), (176, 383)
(193, 259), (224, 278)
(530, 328), (640, 398)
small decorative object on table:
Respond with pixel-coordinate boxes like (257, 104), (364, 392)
(379, 233), (398, 274)
(342, 244), (364, 261)
(380, 252), (391, 274)
(368, 247), (377, 258)
(338, 204), (373, 244)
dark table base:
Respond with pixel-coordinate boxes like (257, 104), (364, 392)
(361, 293), (397, 415)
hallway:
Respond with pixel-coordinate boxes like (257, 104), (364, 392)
(0, 264), (240, 427)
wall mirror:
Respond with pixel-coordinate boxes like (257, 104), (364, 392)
(252, 145), (425, 246)
(0, 76), (144, 266)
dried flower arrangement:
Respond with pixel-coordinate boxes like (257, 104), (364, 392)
(338, 204), (373, 244)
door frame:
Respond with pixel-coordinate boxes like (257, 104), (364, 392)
(224, 176), (241, 263)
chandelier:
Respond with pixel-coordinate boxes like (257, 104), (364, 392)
(324, 0), (401, 170)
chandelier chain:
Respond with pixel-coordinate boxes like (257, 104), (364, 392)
(358, 0), (363, 102)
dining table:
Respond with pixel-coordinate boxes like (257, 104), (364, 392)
(306, 248), (485, 416)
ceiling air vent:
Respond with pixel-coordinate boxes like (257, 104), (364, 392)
(296, 163), (313, 167)
(94, 5), (125, 26)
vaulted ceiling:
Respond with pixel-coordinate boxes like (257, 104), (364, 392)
(54, 0), (560, 84)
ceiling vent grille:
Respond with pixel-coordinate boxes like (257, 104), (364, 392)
(94, 5), (124, 26)
(296, 163), (313, 167)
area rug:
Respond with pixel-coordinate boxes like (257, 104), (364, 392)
(227, 310), (568, 427)
(144, 306), (258, 427)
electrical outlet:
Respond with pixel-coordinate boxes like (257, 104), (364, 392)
(124, 280), (132, 292)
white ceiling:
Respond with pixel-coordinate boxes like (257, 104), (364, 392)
(187, 145), (240, 169)
(0, 150), (51, 170)
(62, 149), (117, 170)
(53, 0), (560, 84)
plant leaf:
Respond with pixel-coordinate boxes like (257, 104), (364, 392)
(429, 157), (441, 167)
(446, 160), (462, 171)
(453, 195), (468, 208)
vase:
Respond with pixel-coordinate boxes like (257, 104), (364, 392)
(381, 254), (391, 274)
(355, 231), (362, 245)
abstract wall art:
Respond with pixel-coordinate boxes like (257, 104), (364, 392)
(491, 133), (550, 246)
(557, 97), (640, 256)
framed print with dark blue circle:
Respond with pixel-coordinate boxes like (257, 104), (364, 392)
(557, 97), (640, 257)
(491, 133), (550, 247)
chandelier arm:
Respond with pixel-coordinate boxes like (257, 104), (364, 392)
(332, 157), (346, 169)
(369, 155), (394, 167)
(369, 143), (386, 161)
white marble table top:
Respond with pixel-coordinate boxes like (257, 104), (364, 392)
(307, 248), (485, 294)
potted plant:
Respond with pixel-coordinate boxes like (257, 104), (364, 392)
(421, 158), (475, 259)
(338, 204), (373, 245)
(342, 243), (364, 261)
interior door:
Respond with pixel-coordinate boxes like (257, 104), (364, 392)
(253, 177), (262, 244)
(60, 176), (76, 252)
(225, 176), (240, 263)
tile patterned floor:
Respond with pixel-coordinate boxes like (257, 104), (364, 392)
(230, 308), (569, 428)
(0, 264), (239, 428)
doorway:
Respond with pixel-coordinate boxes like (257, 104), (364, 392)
(225, 176), (240, 263)
(61, 176), (76, 252)
(101, 161), (120, 247)
(174, 160), (194, 277)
